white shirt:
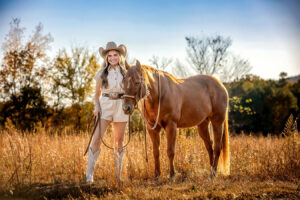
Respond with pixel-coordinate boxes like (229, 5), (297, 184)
(93, 65), (128, 121)
(94, 65), (124, 93)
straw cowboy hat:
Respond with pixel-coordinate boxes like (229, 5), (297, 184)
(99, 41), (127, 58)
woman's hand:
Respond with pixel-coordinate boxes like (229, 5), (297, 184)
(93, 106), (102, 117)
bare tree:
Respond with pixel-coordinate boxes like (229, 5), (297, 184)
(149, 55), (173, 70)
(220, 54), (252, 83)
(125, 53), (137, 65)
(171, 59), (190, 78)
(185, 35), (231, 76)
(185, 34), (252, 82)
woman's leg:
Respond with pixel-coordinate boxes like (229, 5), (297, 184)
(90, 119), (111, 152)
(113, 121), (127, 182)
(86, 118), (111, 183)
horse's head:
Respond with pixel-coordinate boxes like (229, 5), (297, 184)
(122, 60), (148, 115)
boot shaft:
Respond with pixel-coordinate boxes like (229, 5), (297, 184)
(114, 148), (125, 181)
(86, 147), (101, 183)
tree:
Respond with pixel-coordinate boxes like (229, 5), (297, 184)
(149, 55), (173, 70)
(185, 35), (252, 82)
(278, 72), (288, 86)
(0, 18), (53, 101)
(0, 18), (53, 130)
(279, 72), (288, 80)
(185, 35), (231, 75)
(227, 76), (298, 134)
(220, 54), (252, 83)
(50, 47), (99, 130)
(1, 86), (49, 131)
(171, 59), (190, 78)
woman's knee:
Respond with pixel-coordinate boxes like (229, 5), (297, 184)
(114, 136), (124, 146)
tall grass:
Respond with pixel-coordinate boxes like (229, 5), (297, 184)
(0, 122), (299, 197)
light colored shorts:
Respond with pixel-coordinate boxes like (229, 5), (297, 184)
(100, 97), (128, 122)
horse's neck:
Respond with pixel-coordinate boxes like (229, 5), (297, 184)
(142, 70), (161, 120)
(145, 70), (160, 104)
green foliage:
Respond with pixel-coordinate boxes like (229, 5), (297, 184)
(0, 18), (52, 131)
(50, 47), (100, 130)
(0, 86), (48, 131)
(0, 18), (53, 101)
(227, 74), (299, 135)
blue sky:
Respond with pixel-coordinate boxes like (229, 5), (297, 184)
(0, 0), (299, 79)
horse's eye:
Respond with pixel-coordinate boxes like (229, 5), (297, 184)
(135, 81), (140, 85)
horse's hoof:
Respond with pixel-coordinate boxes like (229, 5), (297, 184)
(117, 181), (123, 188)
(210, 171), (216, 180)
(168, 173), (176, 182)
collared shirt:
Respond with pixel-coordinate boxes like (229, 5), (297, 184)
(93, 65), (128, 122)
(94, 65), (124, 94)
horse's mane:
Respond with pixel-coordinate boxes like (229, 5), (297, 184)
(141, 65), (184, 87)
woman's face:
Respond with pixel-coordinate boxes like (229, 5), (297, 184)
(107, 50), (120, 67)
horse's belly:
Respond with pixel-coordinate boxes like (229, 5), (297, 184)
(177, 112), (208, 128)
(176, 97), (212, 128)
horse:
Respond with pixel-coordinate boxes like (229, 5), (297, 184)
(122, 60), (230, 179)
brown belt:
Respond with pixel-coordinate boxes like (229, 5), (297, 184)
(102, 93), (124, 99)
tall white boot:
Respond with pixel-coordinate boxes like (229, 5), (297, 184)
(114, 148), (124, 182)
(86, 147), (101, 183)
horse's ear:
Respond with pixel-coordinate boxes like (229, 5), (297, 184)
(136, 60), (141, 71)
(125, 60), (130, 70)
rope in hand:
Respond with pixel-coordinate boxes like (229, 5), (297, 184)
(84, 112), (132, 155)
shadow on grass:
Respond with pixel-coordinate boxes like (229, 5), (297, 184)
(0, 181), (113, 200)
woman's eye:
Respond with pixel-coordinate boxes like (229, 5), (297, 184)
(135, 82), (140, 85)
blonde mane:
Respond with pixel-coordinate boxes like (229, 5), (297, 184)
(141, 65), (184, 87)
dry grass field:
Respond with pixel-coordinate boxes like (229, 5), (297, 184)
(0, 124), (299, 199)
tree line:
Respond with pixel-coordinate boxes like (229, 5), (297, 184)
(0, 19), (298, 135)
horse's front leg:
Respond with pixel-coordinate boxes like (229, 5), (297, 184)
(148, 126), (161, 179)
(165, 121), (177, 179)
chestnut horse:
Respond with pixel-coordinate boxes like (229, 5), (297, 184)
(122, 60), (230, 179)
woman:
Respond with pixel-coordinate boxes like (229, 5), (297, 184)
(86, 41), (128, 183)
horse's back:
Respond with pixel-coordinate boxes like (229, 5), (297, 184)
(175, 74), (228, 127)
(187, 74), (228, 109)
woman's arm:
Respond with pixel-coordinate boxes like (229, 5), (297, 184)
(94, 77), (102, 116)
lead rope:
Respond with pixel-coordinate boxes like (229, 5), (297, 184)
(137, 73), (161, 130)
(119, 72), (161, 162)
(98, 113), (131, 151)
(139, 72), (161, 162)
(84, 111), (132, 155)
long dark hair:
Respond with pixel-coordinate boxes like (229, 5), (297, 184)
(100, 51), (126, 88)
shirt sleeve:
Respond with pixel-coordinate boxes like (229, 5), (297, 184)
(94, 69), (104, 81)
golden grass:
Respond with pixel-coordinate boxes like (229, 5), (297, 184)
(0, 126), (299, 199)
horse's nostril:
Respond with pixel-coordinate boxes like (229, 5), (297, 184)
(129, 106), (133, 114)
(123, 104), (130, 112)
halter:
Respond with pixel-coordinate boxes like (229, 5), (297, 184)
(123, 72), (161, 130)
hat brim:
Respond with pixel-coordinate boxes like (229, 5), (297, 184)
(99, 44), (127, 58)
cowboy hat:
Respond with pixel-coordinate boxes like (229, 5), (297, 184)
(99, 41), (127, 58)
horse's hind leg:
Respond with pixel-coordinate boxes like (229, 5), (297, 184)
(197, 119), (213, 167)
(210, 119), (224, 179)
(165, 121), (177, 179)
(148, 126), (162, 179)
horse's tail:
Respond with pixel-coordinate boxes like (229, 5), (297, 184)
(220, 111), (230, 175)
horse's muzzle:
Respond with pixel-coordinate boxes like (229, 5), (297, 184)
(122, 104), (134, 115)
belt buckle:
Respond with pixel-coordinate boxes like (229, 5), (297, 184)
(109, 92), (119, 100)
